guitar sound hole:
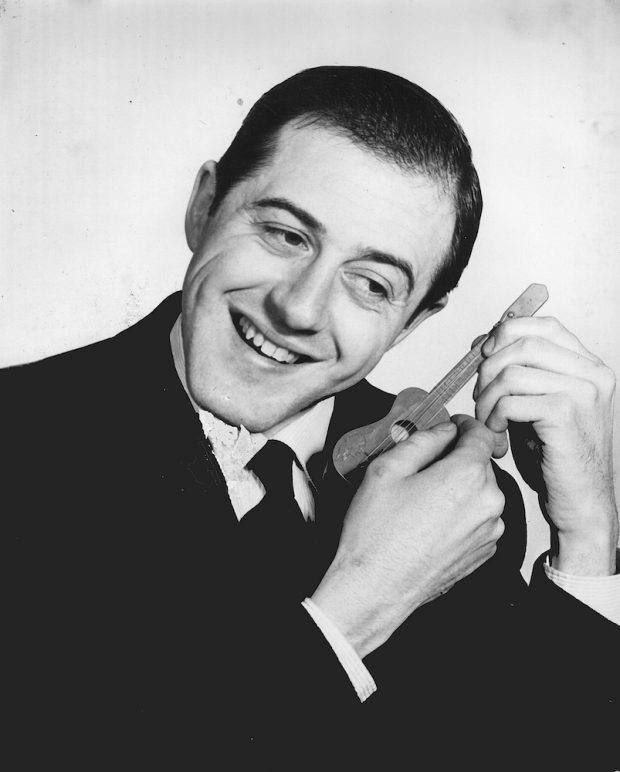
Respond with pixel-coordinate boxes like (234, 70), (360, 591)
(390, 420), (417, 444)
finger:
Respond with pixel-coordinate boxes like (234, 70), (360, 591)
(475, 365), (595, 426)
(491, 430), (509, 459)
(481, 461), (504, 504)
(470, 333), (488, 349)
(450, 414), (500, 462)
(482, 317), (599, 363)
(483, 393), (561, 433)
(369, 420), (458, 477)
(476, 335), (609, 398)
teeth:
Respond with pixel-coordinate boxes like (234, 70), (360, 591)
(260, 340), (276, 357)
(273, 346), (290, 363)
(237, 316), (300, 364)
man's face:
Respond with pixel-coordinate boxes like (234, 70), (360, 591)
(182, 123), (455, 433)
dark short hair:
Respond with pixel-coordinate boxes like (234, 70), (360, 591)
(211, 66), (482, 316)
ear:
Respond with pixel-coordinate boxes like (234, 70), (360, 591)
(389, 294), (449, 349)
(185, 161), (218, 252)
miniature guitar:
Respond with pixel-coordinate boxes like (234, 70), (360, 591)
(332, 283), (549, 483)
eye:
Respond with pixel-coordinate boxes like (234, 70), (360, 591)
(364, 278), (389, 298)
(345, 272), (392, 305)
(262, 225), (309, 252)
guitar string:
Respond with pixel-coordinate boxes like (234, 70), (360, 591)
(347, 288), (548, 471)
(366, 350), (484, 460)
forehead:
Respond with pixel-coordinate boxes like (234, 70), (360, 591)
(228, 123), (456, 292)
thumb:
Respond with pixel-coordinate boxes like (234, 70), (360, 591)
(376, 420), (457, 476)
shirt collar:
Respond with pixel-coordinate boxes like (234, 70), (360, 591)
(169, 314), (334, 471)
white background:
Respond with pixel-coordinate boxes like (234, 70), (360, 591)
(2, 0), (619, 577)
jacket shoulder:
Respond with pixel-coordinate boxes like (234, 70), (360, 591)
(0, 294), (181, 400)
(0, 293), (182, 440)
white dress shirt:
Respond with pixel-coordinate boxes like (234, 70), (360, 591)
(170, 315), (619, 704)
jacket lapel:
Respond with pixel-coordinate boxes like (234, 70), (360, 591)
(307, 380), (396, 587)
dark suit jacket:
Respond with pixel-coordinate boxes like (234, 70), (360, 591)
(3, 294), (618, 770)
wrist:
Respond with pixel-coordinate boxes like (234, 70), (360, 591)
(310, 576), (384, 661)
(553, 525), (618, 576)
(311, 551), (408, 659)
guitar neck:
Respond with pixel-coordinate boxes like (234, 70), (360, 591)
(398, 341), (486, 430)
(403, 283), (550, 428)
(426, 341), (485, 407)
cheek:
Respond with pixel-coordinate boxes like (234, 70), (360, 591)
(186, 240), (269, 295)
(333, 306), (394, 374)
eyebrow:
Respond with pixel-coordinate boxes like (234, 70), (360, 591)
(360, 251), (414, 296)
(253, 197), (325, 234)
(253, 196), (414, 296)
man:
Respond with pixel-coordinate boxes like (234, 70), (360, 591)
(4, 67), (619, 769)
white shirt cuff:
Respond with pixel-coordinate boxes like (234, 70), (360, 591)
(301, 598), (377, 702)
(544, 556), (620, 626)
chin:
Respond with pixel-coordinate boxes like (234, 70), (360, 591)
(187, 381), (290, 433)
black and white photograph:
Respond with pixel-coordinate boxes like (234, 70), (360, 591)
(2, 1), (619, 769)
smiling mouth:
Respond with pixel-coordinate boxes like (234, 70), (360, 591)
(232, 314), (309, 365)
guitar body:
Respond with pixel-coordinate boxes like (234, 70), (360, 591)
(332, 387), (451, 481)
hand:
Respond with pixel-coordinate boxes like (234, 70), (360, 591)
(312, 416), (506, 658)
(474, 316), (618, 575)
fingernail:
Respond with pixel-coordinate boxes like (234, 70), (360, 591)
(435, 421), (456, 432)
(482, 335), (495, 355)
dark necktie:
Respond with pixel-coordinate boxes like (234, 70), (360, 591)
(239, 440), (312, 601)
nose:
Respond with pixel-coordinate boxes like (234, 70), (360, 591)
(267, 259), (333, 334)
